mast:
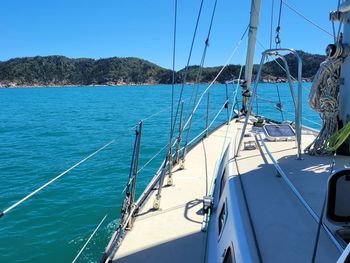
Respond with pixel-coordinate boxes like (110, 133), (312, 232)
(242, 0), (261, 111)
(338, 1), (350, 126)
(329, 0), (350, 154)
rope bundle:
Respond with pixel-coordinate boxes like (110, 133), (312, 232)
(305, 58), (342, 155)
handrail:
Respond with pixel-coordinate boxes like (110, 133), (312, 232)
(235, 48), (303, 159)
(256, 132), (343, 253)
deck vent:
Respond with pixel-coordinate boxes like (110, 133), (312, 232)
(263, 124), (295, 141)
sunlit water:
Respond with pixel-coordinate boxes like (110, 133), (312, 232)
(0, 83), (320, 262)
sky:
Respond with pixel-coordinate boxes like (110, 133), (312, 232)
(0, 0), (340, 69)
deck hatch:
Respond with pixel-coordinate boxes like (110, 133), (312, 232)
(263, 124), (295, 141)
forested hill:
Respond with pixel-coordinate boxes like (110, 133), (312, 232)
(0, 51), (326, 87)
(0, 56), (173, 87)
(180, 50), (326, 83)
(262, 50), (326, 79)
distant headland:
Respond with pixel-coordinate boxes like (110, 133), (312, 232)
(0, 50), (325, 88)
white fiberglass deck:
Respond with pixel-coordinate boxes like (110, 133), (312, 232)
(113, 123), (237, 262)
(227, 126), (343, 262)
(112, 118), (345, 262)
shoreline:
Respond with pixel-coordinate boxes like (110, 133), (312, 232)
(0, 79), (312, 89)
(0, 83), (160, 88)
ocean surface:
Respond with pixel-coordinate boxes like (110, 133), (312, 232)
(0, 83), (321, 262)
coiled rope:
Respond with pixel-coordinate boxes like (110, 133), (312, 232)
(305, 58), (342, 155)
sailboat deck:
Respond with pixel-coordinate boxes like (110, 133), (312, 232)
(112, 118), (345, 262)
(230, 126), (343, 262)
(113, 123), (237, 262)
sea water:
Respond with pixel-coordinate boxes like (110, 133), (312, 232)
(0, 84), (320, 262)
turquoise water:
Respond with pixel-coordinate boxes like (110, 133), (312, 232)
(0, 84), (320, 262)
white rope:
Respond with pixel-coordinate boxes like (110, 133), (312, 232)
(72, 214), (108, 263)
(305, 58), (342, 155)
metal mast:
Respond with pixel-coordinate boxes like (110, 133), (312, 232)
(242, 0), (261, 111)
(338, 1), (350, 125)
(329, 0), (350, 154)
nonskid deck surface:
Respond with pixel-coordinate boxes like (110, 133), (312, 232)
(112, 117), (345, 262)
(230, 123), (343, 262)
(113, 123), (237, 262)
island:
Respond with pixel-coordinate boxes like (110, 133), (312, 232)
(0, 51), (325, 88)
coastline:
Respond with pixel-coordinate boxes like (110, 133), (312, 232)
(0, 78), (312, 89)
(0, 83), (159, 88)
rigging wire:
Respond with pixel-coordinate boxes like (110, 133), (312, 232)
(183, 24), (249, 132)
(256, 38), (311, 93)
(254, 38), (322, 127)
(270, 0), (275, 49)
(138, 142), (170, 174)
(0, 94), (185, 218)
(185, 101), (228, 150)
(169, 0), (178, 153)
(255, 39), (285, 120)
(168, 0), (205, 151)
(183, 0), (219, 152)
(207, 45), (246, 194)
(72, 214), (108, 263)
(0, 128), (135, 218)
(275, 82), (284, 121)
(275, 0), (283, 47)
(282, 0), (334, 37)
(256, 94), (321, 127)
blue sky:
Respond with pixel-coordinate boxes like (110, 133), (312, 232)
(0, 0), (338, 69)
